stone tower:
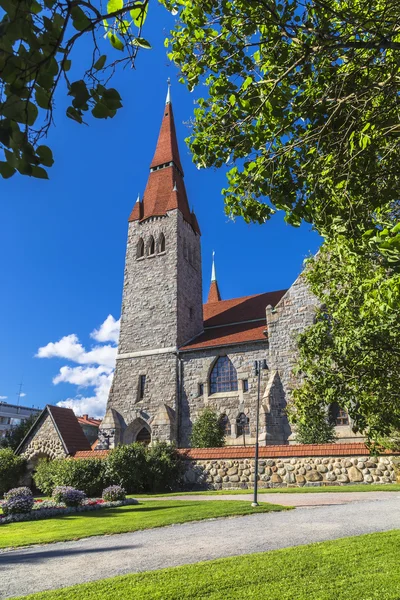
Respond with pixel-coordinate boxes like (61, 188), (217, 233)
(99, 84), (203, 448)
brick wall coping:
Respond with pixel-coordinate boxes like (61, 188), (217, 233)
(73, 443), (398, 460)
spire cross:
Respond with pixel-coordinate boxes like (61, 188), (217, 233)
(211, 250), (216, 282)
(166, 78), (171, 104)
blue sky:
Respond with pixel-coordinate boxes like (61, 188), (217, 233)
(0, 4), (321, 417)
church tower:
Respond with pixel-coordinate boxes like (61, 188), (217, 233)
(101, 84), (203, 447)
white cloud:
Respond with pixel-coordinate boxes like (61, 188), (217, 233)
(20, 392), (26, 397)
(91, 315), (120, 344)
(36, 315), (119, 419)
(0, 395), (7, 400)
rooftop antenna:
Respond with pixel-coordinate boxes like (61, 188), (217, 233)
(16, 377), (23, 407)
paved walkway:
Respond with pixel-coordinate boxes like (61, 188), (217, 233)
(1, 493), (399, 598)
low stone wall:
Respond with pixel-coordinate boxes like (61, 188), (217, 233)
(182, 444), (400, 489)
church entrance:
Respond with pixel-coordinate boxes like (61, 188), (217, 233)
(136, 427), (151, 446)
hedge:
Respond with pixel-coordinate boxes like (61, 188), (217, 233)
(0, 449), (26, 496)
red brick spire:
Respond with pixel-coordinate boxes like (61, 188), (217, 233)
(207, 251), (222, 303)
(129, 83), (200, 234)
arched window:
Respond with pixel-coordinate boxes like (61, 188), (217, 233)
(329, 402), (349, 426)
(236, 413), (250, 437)
(148, 236), (155, 256)
(219, 414), (231, 436)
(159, 233), (166, 253)
(137, 238), (144, 258)
(136, 427), (151, 446)
(210, 356), (238, 394)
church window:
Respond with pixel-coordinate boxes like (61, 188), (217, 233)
(219, 414), (231, 436)
(148, 236), (155, 256)
(236, 413), (250, 437)
(329, 402), (349, 426)
(189, 306), (193, 320)
(137, 238), (145, 258)
(159, 233), (166, 253)
(242, 379), (249, 392)
(139, 375), (146, 399)
(210, 356), (238, 394)
(198, 383), (204, 396)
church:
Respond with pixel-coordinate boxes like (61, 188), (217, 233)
(98, 85), (357, 449)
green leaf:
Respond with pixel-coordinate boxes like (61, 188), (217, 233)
(132, 37), (151, 49)
(36, 145), (54, 168)
(92, 102), (115, 119)
(66, 106), (83, 123)
(94, 55), (107, 70)
(107, 0), (123, 13)
(107, 32), (124, 51)
(0, 161), (16, 179)
(229, 94), (236, 106)
(63, 59), (72, 72)
(35, 87), (51, 109)
(130, 2), (148, 26)
(31, 166), (49, 179)
(68, 80), (90, 109)
(71, 5), (91, 31)
(102, 88), (122, 110)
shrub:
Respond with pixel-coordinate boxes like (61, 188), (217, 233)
(190, 408), (225, 448)
(146, 442), (184, 493)
(294, 406), (337, 445)
(2, 494), (34, 515)
(4, 487), (32, 501)
(52, 486), (86, 507)
(34, 457), (105, 496)
(105, 443), (147, 494)
(0, 449), (26, 496)
(102, 485), (126, 502)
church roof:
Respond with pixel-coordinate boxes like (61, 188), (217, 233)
(180, 289), (287, 351)
(129, 86), (200, 234)
(16, 404), (91, 456)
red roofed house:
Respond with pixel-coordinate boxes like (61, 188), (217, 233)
(98, 84), (358, 450)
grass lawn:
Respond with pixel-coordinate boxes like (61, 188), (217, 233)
(134, 482), (400, 497)
(0, 499), (288, 549)
(15, 530), (400, 600)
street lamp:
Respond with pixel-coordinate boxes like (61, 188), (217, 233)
(252, 359), (268, 507)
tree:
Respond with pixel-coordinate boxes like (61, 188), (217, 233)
(190, 408), (225, 448)
(293, 405), (337, 445)
(0, 448), (26, 496)
(164, 0), (400, 262)
(0, 0), (153, 179)
(0, 413), (38, 451)
(290, 239), (400, 446)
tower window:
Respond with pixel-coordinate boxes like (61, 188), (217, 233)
(137, 238), (144, 258)
(210, 356), (238, 394)
(139, 375), (146, 399)
(198, 383), (204, 396)
(242, 379), (249, 392)
(236, 413), (250, 437)
(189, 306), (193, 320)
(148, 236), (155, 256)
(159, 233), (166, 253)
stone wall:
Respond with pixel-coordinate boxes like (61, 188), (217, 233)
(20, 414), (66, 461)
(179, 343), (290, 447)
(183, 445), (400, 489)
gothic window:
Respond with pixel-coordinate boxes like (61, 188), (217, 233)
(329, 402), (349, 426)
(136, 427), (151, 446)
(209, 356), (238, 394)
(137, 238), (144, 258)
(219, 414), (231, 436)
(236, 413), (250, 437)
(148, 236), (155, 256)
(159, 233), (166, 253)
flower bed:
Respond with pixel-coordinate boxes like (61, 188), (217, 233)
(0, 497), (138, 525)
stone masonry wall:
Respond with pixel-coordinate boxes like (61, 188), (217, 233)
(180, 342), (290, 447)
(184, 454), (400, 489)
(20, 414), (66, 461)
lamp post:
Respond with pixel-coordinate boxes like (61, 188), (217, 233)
(252, 359), (268, 508)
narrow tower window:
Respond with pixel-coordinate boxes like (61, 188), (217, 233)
(139, 375), (146, 399)
(137, 238), (145, 258)
(148, 236), (155, 256)
(159, 233), (166, 253)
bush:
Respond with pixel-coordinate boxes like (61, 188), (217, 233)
(146, 442), (184, 493)
(294, 406), (337, 445)
(102, 485), (126, 502)
(4, 487), (32, 501)
(52, 486), (86, 506)
(0, 449), (26, 496)
(2, 494), (34, 515)
(34, 457), (105, 496)
(105, 443), (147, 494)
(190, 408), (225, 448)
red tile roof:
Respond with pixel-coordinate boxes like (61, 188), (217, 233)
(48, 405), (92, 454)
(207, 280), (221, 303)
(203, 290), (287, 328)
(150, 101), (183, 174)
(74, 449), (110, 459)
(181, 321), (268, 350)
(77, 415), (101, 427)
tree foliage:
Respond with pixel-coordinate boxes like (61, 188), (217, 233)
(190, 407), (225, 448)
(0, 0), (152, 179)
(293, 405), (337, 445)
(0, 448), (26, 496)
(0, 413), (38, 451)
(164, 0), (400, 263)
(290, 239), (400, 446)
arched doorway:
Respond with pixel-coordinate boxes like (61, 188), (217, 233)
(136, 427), (151, 446)
(123, 418), (151, 445)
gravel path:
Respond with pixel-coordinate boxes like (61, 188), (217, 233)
(1, 493), (399, 599)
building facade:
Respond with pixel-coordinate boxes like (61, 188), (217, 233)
(0, 401), (41, 439)
(99, 86), (359, 449)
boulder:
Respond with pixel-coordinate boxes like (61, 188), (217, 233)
(271, 473), (283, 484)
(305, 470), (322, 482)
(348, 466), (364, 482)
